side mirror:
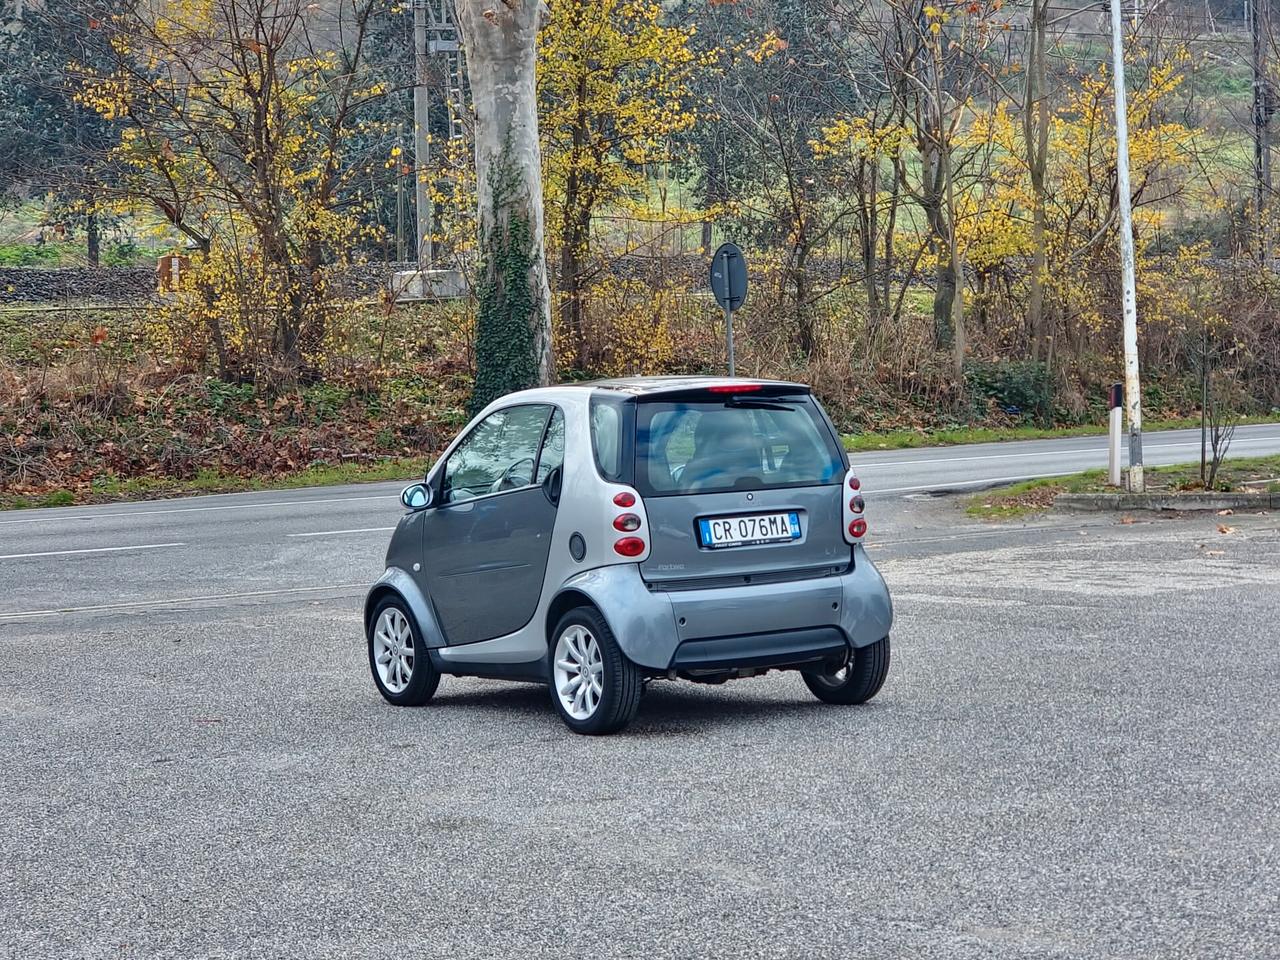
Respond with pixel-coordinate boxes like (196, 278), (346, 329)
(400, 482), (433, 511)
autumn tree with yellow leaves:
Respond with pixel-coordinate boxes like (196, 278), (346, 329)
(79, 0), (389, 381)
(538, 0), (708, 371)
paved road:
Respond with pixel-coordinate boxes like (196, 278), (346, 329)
(851, 422), (1280, 495)
(2, 423), (1279, 625)
(2, 429), (1279, 958)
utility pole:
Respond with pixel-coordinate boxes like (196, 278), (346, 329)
(1253, 0), (1272, 259)
(395, 125), (407, 262)
(1109, 0), (1144, 491)
(413, 0), (433, 269)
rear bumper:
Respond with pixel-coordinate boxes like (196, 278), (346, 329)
(557, 545), (893, 671)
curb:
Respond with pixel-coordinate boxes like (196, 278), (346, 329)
(1056, 492), (1277, 512)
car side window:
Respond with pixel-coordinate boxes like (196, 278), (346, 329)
(443, 405), (552, 504)
(535, 408), (565, 484)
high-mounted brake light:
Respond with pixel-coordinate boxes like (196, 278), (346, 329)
(614, 537), (646, 557)
(706, 383), (762, 393)
(613, 513), (641, 532)
(613, 491), (636, 507)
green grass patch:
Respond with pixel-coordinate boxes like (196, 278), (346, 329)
(1, 457), (430, 511)
(965, 454), (1280, 520)
(843, 413), (1280, 452)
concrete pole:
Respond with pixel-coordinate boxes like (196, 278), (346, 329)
(413, 0), (433, 270)
(1109, 0), (1144, 492)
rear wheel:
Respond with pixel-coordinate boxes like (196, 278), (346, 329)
(803, 636), (890, 705)
(549, 607), (642, 735)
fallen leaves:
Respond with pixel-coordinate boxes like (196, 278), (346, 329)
(1218, 524), (1236, 535)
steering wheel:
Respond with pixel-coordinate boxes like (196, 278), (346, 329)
(491, 457), (536, 493)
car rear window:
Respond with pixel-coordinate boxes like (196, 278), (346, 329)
(634, 396), (844, 496)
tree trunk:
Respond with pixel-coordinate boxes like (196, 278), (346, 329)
(559, 72), (589, 371)
(86, 210), (100, 267)
(457, 0), (554, 411)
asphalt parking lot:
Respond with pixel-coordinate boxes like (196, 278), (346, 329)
(3, 502), (1279, 959)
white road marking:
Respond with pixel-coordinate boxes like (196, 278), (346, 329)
(0, 542), (185, 561)
(857, 435), (1280, 468)
(287, 526), (397, 538)
(0, 493), (399, 526)
(0, 583), (366, 621)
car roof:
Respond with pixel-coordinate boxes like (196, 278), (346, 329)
(576, 376), (810, 396)
(481, 377), (812, 410)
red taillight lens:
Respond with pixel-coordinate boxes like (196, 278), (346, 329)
(848, 476), (861, 491)
(613, 513), (641, 532)
(707, 383), (762, 393)
(613, 536), (646, 557)
(849, 496), (865, 513)
(848, 518), (867, 538)
(613, 491), (636, 507)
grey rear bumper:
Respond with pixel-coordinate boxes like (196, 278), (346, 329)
(557, 546), (893, 671)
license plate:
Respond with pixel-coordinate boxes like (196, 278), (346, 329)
(698, 512), (801, 549)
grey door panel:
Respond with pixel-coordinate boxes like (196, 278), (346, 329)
(421, 486), (558, 646)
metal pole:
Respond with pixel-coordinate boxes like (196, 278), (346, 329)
(1110, 0), (1144, 492)
(723, 248), (735, 376)
(413, 0), (433, 270)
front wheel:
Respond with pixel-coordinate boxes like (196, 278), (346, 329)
(549, 608), (642, 735)
(368, 598), (441, 706)
(803, 636), (891, 705)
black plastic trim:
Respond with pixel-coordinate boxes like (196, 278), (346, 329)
(669, 627), (849, 672)
(429, 649), (550, 684)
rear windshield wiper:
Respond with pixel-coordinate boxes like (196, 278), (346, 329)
(724, 399), (797, 411)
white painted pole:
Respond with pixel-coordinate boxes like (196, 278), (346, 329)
(1109, 0), (1144, 492)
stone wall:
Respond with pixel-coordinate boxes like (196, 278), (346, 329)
(0, 267), (157, 305)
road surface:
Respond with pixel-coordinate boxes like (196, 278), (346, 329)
(2, 427), (1279, 958)
(2, 422), (1279, 625)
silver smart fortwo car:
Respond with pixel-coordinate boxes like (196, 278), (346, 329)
(364, 377), (893, 734)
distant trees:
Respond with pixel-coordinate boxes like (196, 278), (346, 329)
(0, 0), (120, 263)
(539, 0), (705, 371)
(78, 0), (390, 379)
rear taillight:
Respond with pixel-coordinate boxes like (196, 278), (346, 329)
(607, 486), (648, 560)
(613, 537), (645, 557)
(843, 467), (866, 543)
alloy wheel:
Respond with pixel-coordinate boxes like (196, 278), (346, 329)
(553, 624), (604, 720)
(373, 607), (415, 694)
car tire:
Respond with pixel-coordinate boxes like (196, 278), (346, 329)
(368, 597), (441, 706)
(803, 636), (891, 705)
(549, 607), (642, 735)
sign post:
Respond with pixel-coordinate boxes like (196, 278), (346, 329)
(709, 242), (748, 377)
